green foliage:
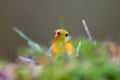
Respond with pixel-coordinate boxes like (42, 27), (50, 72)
(17, 45), (28, 55)
(0, 60), (8, 66)
(11, 37), (120, 80)
(15, 66), (31, 80)
(1, 28), (120, 80)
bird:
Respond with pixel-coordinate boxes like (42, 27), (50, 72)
(46, 29), (74, 57)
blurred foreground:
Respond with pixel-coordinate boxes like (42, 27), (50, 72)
(0, 37), (120, 80)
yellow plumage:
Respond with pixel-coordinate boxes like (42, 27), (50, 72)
(48, 29), (74, 57)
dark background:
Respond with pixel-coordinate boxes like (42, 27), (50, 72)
(0, 0), (120, 61)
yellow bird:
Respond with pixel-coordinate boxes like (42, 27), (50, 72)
(46, 29), (74, 57)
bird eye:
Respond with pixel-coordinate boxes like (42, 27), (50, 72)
(65, 33), (69, 37)
(57, 32), (61, 35)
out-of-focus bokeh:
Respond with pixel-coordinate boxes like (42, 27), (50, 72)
(0, 0), (120, 60)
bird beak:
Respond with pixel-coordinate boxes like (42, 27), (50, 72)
(67, 35), (72, 40)
(65, 35), (72, 42)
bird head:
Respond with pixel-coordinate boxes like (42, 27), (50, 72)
(53, 29), (71, 42)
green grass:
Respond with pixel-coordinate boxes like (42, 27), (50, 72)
(1, 37), (120, 80)
(14, 37), (120, 80)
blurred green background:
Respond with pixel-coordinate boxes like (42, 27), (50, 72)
(0, 0), (120, 60)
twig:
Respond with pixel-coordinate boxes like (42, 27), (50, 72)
(13, 27), (41, 51)
(82, 19), (92, 41)
(76, 41), (81, 56)
(18, 56), (35, 64)
(13, 27), (31, 41)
